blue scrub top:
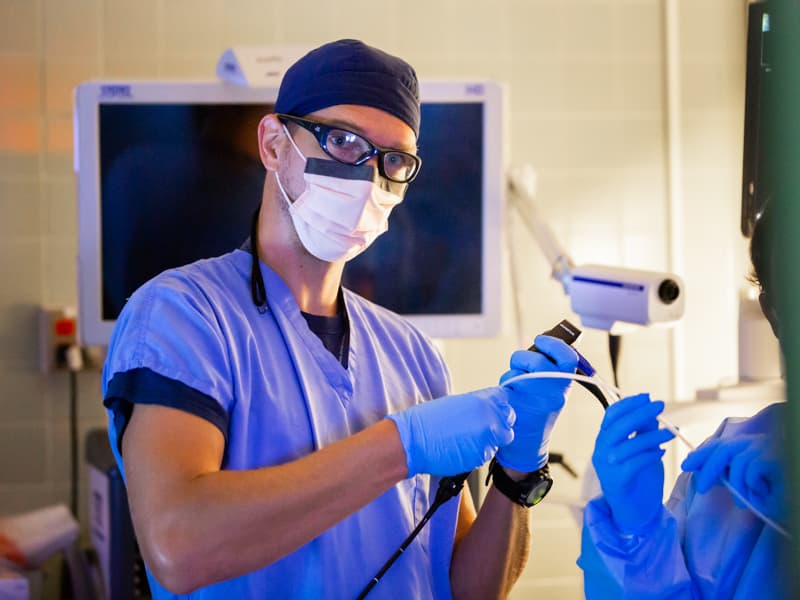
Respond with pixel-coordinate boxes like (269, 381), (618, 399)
(103, 249), (459, 599)
(578, 402), (790, 599)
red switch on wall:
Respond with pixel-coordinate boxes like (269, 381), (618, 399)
(39, 307), (79, 372)
(54, 318), (76, 337)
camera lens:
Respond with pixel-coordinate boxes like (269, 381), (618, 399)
(658, 279), (680, 304)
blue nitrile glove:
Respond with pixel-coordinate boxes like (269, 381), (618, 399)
(682, 433), (787, 523)
(386, 387), (516, 477)
(496, 335), (578, 472)
(592, 393), (675, 534)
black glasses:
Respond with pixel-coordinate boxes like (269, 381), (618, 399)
(277, 113), (422, 183)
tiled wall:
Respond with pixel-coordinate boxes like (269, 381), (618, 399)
(0, 1), (747, 597)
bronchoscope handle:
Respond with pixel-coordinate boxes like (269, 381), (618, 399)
(528, 319), (608, 409)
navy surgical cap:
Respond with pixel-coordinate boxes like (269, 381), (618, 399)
(274, 39), (420, 136)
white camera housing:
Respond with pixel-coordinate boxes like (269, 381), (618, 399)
(566, 264), (685, 332)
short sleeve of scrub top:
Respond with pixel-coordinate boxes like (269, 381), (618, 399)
(103, 269), (234, 459)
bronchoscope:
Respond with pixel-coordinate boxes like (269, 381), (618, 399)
(356, 318), (788, 599)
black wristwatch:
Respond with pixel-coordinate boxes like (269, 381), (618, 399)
(485, 458), (553, 507)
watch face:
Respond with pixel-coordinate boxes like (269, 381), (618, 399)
(525, 479), (553, 506)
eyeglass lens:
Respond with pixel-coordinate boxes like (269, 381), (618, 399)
(324, 127), (417, 183)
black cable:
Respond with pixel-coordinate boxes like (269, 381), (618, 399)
(575, 370), (609, 410)
(249, 208), (267, 313)
(69, 369), (78, 517)
(608, 334), (621, 389)
(355, 472), (469, 599)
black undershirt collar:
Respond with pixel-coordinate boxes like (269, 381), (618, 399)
(246, 209), (350, 368)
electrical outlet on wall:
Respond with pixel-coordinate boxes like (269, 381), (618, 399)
(39, 307), (83, 373)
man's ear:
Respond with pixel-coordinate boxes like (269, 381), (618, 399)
(258, 114), (284, 171)
(759, 291), (780, 340)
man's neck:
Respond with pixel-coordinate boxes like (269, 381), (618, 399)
(256, 198), (344, 317)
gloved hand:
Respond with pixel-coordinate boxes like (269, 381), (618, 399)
(386, 387), (515, 477)
(592, 393), (675, 534)
(496, 335), (578, 472)
(681, 433), (787, 522)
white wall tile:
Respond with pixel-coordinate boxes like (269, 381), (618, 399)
(560, 1), (620, 58)
(46, 372), (104, 421)
(679, 0), (747, 61)
(0, 424), (47, 483)
(0, 55), (42, 113)
(0, 303), (40, 369)
(43, 0), (102, 60)
(0, 0), (41, 56)
(0, 484), (60, 516)
(101, 57), (160, 79)
(511, 115), (571, 170)
(617, 0), (662, 61)
(103, 0), (159, 59)
(0, 370), (47, 421)
(388, 1), (456, 59)
(270, 0), (337, 45)
(218, 0), (278, 47)
(159, 0), (225, 58)
(43, 177), (77, 240)
(0, 114), (42, 162)
(682, 112), (743, 171)
(157, 55), (221, 78)
(509, 0), (567, 58)
(681, 61), (745, 113)
(619, 168), (668, 232)
(42, 238), (78, 306)
(620, 60), (664, 112)
(560, 61), (624, 112)
(509, 59), (567, 114)
(0, 180), (42, 239)
(0, 240), (41, 305)
(43, 115), (74, 171)
(49, 417), (107, 482)
(0, 148), (40, 179)
(445, 1), (511, 60)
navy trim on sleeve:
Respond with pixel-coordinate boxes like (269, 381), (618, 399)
(104, 368), (230, 454)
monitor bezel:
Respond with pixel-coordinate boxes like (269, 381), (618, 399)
(74, 80), (505, 345)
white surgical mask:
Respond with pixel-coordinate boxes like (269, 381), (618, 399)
(275, 125), (404, 262)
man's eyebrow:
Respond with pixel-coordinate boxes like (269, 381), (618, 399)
(322, 117), (418, 153)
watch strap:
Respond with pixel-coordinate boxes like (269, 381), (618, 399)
(486, 457), (553, 507)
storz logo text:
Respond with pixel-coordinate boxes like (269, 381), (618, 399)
(99, 85), (132, 99)
(465, 83), (485, 96)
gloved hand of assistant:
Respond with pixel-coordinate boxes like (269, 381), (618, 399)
(495, 335), (578, 472)
(681, 433), (787, 522)
(387, 387), (515, 478)
(592, 393), (675, 534)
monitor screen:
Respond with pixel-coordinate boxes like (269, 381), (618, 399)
(75, 81), (504, 345)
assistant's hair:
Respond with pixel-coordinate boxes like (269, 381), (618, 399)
(748, 200), (774, 295)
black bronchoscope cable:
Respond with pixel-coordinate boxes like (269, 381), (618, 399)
(354, 473), (470, 600)
(356, 319), (611, 599)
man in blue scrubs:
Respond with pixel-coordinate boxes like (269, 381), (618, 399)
(103, 39), (577, 599)
(578, 201), (791, 598)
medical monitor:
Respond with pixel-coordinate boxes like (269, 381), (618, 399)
(74, 80), (504, 345)
(741, 1), (771, 237)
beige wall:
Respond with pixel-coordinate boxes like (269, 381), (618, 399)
(0, 0), (748, 597)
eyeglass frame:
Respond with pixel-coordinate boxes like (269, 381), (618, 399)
(276, 113), (422, 184)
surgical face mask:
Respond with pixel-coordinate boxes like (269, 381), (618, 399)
(275, 125), (404, 263)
